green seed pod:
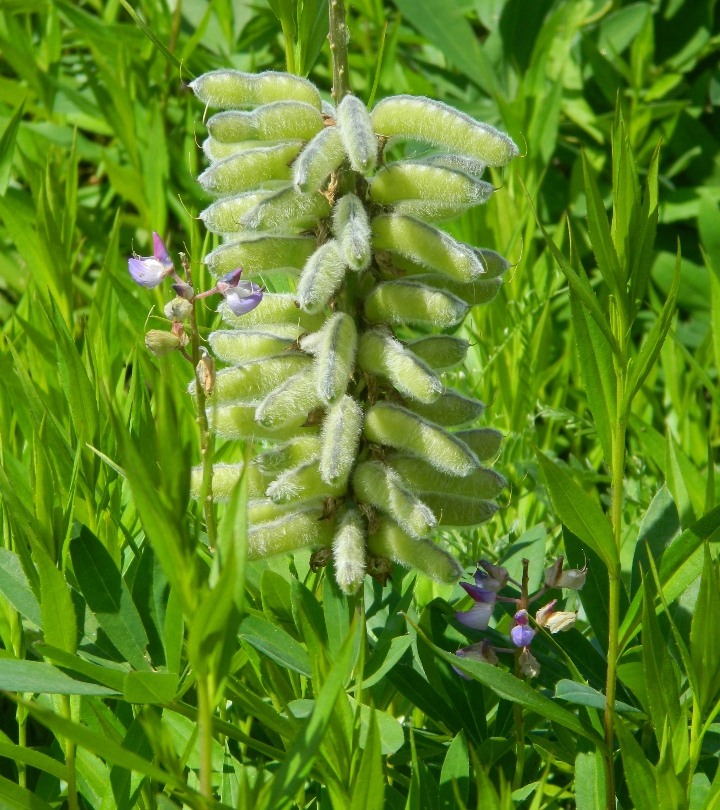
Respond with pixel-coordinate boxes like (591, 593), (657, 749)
(293, 127), (347, 192)
(333, 193), (372, 271)
(367, 519), (463, 583)
(191, 462), (272, 501)
(419, 493), (499, 527)
(405, 335), (469, 370)
(207, 101), (324, 143)
(387, 456), (506, 499)
(208, 329), (296, 364)
(352, 461), (436, 538)
(205, 234), (316, 279)
(210, 402), (318, 441)
(370, 95), (518, 167)
(239, 187), (331, 231)
(254, 370), (323, 430)
(192, 353), (311, 404)
(200, 190), (277, 234)
(357, 330), (442, 403)
(453, 428), (503, 461)
(364, 280), (468, 329)
(319, 395), (363, 487)
(411, 273), (503, 308)
(333, 509), (367, 594)
(314, 313), (358, 404)
(370, 162), (493, 212)
(371, 215), (484, 282)
(417, 153), (487, 178)
(335, 94), (377, 174)
(219, 293), (325, 332)
(203, 137), (293, 163)
(267, 460), (347, 504)
(475, 248), (511, 279)
(249, 497), (325, 524)
(364, 402), (479, 476)
(190, 70), (322, 111)
(406, 389), (485, 427)
(248, 509), (335, 562)
(198, 142), (303, 196)
(255, 436), (322, 472)
(296, 239), (348, 313)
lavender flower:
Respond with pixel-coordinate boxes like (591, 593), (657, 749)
(224, 280), (263, 317)
(475, 559), (510, 592)
(454, 582), (497, 630)
(128, 232), (175, 288)
(510, 609), (535, 647)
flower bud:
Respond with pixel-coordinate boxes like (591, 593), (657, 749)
(510, 610), (535, 648)
(476, 560), (510, 592)
(172, 282), (195, 300)
(164, 297), (193, 321)
(145, 329), (181, 357)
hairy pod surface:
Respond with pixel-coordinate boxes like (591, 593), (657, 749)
(364, 280), (468, 329)
(190, 70), (322, 110)
(239, 187), (331, 231)
(202, 137), (295, 163)
(267, 460), (346, 504)
(367, 520), (463, 583)
(353, 461), (437, 538)
(412, 273), (503, 308)
(371, 215), (485, 282)
(254, 370), (323, 429)
(293, 126), (347, 192)
(191, 462), (271, 501)
(335, 94), (377, 174)
(319, 396), (363, 487)
(219, 293), (325, 332)
(208, 330), (296, 364)
(387, 456), (506, 499)
(364, 402), (480, 476)
(357, 330), (442, 403)
(249, 497), (326, 524)
(420, 493), (500, 527)
(370, 95), (519, 166)
(454, 428), (503, 461)
(332, 509), (368, 594)
(198, 142), (303, 196)
(416, 153), (487, 178)
(248, 509), (335, 561)
(333, 193), (372, 271)
(205, 234), (316, 279)
(296, 240), (348, 313)
(314, 313), (358, 404)
(406, 389), (486, 427)
(207, 101), (324, 142)
(405, 335), (469, 369)
(255, 436), (322, 472)
(210, 402), (318, 441)
(200, 190), (274, 234)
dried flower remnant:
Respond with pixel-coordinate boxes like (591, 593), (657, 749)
(544, 557), (587, 590)
(535, 599), (577, 633)
(453, 638), (499, 678)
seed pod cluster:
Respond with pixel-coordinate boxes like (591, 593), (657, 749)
(191, 71), (517, 593)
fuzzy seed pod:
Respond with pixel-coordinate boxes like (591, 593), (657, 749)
(370, 95), (518, 166)
(405, 336), (469, 370)
(353, 461), (437, 538)
(219, 293), (325, 332)
(254, 370), (323, 430)
(208, 330), (296, 364)
(364, 402), (480, 476)
(319, 395), (363, 487)
(249, 497), (325, 524)
(210, 402), (319, 441)
(406, 389), (485, 427)
(372, 215), (485, 282)
(190, 70), (322, 111)
(417, 153), (487, 178)
(202, 137), (293, 163)
(357, 330), (442, 403)
(454, 429), (503, 461)
(475, 248), (511, 279)
(199, 189), (273, 234)
(335, 94), (377, 174)
(368, 519), (463, 583)
(389, 247), (509, 281)
(411, 273), (503, 308)
(255, 436), (322, 472)
(239, 187), (331, 231)
(267, 460), (347, 504)
(248, 509), (335, 562)
(293, 126), (347, 192)
(207, 101), (324, 143)
(190, 462), (272, 501)
(332, 509), (367, 594)
(387, 456), (506, 499)
(420, 493), (500, 527)
(333, 193), (371, 271)
(198, 142), (303, 196)
(314, 313), (358, 404)
(204, 234), (316, 279)
(296, 240), (348, 313)
(191, 353), (311, 403)
(364, 280), (468, 329)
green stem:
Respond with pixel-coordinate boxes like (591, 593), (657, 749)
(328, 0), (351, 105)
(17, 702), (26, 789)
(197, 674), (214, 802)
(513, 559), (530, 790)
(62, 695), (78, 810)
(281, 20), (296, 74)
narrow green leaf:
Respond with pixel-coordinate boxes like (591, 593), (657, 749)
(0, 739), (66, 780)
(36, 549), (77, 655)
(238, 615), (311, 678)
(123, 672), (179, 705)
(34, 643), (126, 692)
(666, 432), (697, 529)
(616, 719), (658, 810)
(0, 548), (42, 627)
(574, 739), (606, 810)
(439, 731), (469, 810)
(349, 708), (384, 810)
(555, 680), (639, 713)
(690, 544), (720, 710)
(0, 773), (54, 810)
(0, 98), (25, 195)
(0, 660), (119, 695)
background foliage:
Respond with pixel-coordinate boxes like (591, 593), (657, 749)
(0, 0), (719, 807)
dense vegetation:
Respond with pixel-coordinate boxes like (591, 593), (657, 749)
(0, 0), (719, 807)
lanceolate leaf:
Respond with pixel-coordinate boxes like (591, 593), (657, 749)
(0, 98), (24, 195)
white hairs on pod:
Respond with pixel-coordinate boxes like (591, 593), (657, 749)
(405, 388), (485, 427)
(254, 369), (323, 430)
(319, 395), (363, 487)
(335, 94), (377, 174)
(207, 101), (324, 143)
(218, 293), (325, 332)
(204, 233), (316, 278)
(255, 436), (322, 472)
(332, 509), (367, 594)
(370, 95), (518, 166)
(314, 313), (358, 405)
(333, 193), (372, 271)
(247, 508), (335, 562)
(190, 70), (322, 111)
(200, 189), (276, 234)
(208, 330), (296, 365)
(198, 142), (303, 197)
(239, 187), (331, 231)
(453, 428), (503, 461)
(405, 335), (469, 370)
(363, 280), (468, 329)
(296, 239), (348, 314)
(419, 492), (500, 527)
(266, 460), (347, 504)
(387, 456), (506, 499)
(293, 126), (347, 192)
(370, 161), (493, 208)
(321, 100), (336, 118)
(417, 153), (487, 178)
(248, 496), (325, 524)
(209, 401), (319, 441)
(190, 462), (272, 501)
(357, 330), (442, 403)
(202, 137), (292, 164)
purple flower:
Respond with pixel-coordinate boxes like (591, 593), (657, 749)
(475, 560), (509, 592)
(153, 232), (174, 270)
(128, 232), (175, 289)
(454, 582), (497, 630)
(224, 281), (263, 317)
(510, 609), (535, 647)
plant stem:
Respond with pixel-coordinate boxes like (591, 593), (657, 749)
(197, 674), (214, 802)
(17, 702), (26, 789)
(513, 559), (530, 790)
(328, 0), (351, 105)
(62, 695), (78, 810)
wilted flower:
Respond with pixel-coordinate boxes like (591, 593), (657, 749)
(164, 296), (193, 321)
(172, 282), (195, 300)
(535, 599), (577, 633)
(510, 609), (535, 647)
(145, 329), (182, 358)
(454, 638), (499, 678)
(475, 559), (510, 592)
(544, 557), (587, 590)
(196, 348), (215, 395)
(454, 582), (497, 630)
(224, 280), (263, 317)
(519, 647), (540, 678)
(128, 232), (175, 288)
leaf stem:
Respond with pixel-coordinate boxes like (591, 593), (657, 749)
(197, 674), (214, 802)
(328, 0), (351, 105)
(62, 695), (78, 810)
